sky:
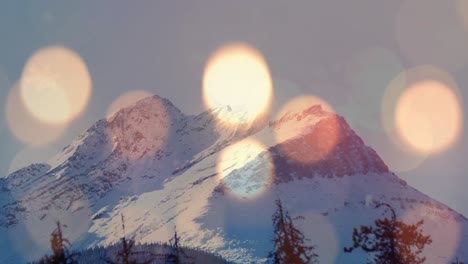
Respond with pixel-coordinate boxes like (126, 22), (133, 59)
(1, 1), (468, 216)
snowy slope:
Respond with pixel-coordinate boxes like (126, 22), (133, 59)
(0, 95), (466, 263)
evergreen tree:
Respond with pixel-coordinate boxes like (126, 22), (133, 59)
(115, 236), (136, 264)
(38, 221), (77, 264)
(269, 199), (319, 264)
(166, 226), (193, 264)
(344, 202), (432, 264)
(105, 214), (153, 264)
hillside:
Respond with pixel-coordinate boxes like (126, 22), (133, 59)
(1, 94), (466, 263)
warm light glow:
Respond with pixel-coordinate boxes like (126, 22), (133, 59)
(6, 84), (66, 146)
(395, 81), (462, 154)
(203, 43), (273, 125)
(8, 147), (51, 175)
(382, 66), (463, 160)
(273, 95), (340, 164)
(16, 195), (91, 258)
(402, 205), (460, 262)
(217, 138), (274, 198)
(106, 91), (169, 160)
(300, 212), (338, 263)
(106, 90), (153, 119)
(21, 74), (71, 124)
(20, 46), (92, 124)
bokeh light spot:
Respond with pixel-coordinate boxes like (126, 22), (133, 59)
(402, 205), (460, 262)
(7, 147), (55, 175)
(299, 212), (338, 263)
(6, 84), (66, 146)
(14, 194), (91, 261)
(20, 46), (92, 124)
(203, 43), (273, 125)
(21, 74), (71, 124)
(106, 90), (154, 119)
(274, 95), (340, 164)
(217, 139), (274, 198)
(395, 81), (462, 154)
(383, 66), (463, 155)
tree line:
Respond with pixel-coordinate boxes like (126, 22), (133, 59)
(34, 200), (463, 264)
(34, 214), (225, 264)
(269, 199), (463, 264)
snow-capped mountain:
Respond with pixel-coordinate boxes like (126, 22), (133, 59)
(0, 95), (466, 263)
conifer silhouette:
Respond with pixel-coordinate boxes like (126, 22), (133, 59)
(344, 202), (432, 264)
(105, 214), (153, 264)
(38, 221), (77, 264)
(269, 199), (318, 264)
(166, 226), (194, 264)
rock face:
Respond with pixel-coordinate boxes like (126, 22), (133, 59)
(0, 95), (466, 263)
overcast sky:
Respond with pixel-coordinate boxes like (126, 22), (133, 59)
(1, 1), (468, 216)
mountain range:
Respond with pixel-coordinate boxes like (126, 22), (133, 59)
(0, 94), (466, 263)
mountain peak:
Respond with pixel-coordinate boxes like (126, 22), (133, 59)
(2, 94), (465, 264)
(107, 94), (184, 123)
(271, 113), (389, 181)
(270, 104), (331, 130)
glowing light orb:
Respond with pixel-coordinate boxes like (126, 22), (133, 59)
(395, 81), (462, 154)
(274, 95), (340, 164)
(15, 195), (91, 259)
(106, 91), (169, 160)
(20, 46), (92, 124)
(6, 84), (66, 146)
(402, 205), (460, 262)
(382, 66), (463, 156)
(203, 43), (273, 125)
(7, 147), (53, 175)
(106, 90), (153, 119)
(299, 212), (338, 263)
(217, 139), (274, 198)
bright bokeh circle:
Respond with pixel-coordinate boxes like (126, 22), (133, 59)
(273, 95), (340, 164)
(20, 46), (92, 124)
(106, 90), (154, 119)
(203, 43), (273, 125)
(6, 84), (66, 146)
(299, 211), (338, 263)
(382, 66), (463, 155)
(217, 138), (274, 198)
(7, 147), (52, 175)
(395, 81), (462, 154)
(402, 205), (460, 262)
